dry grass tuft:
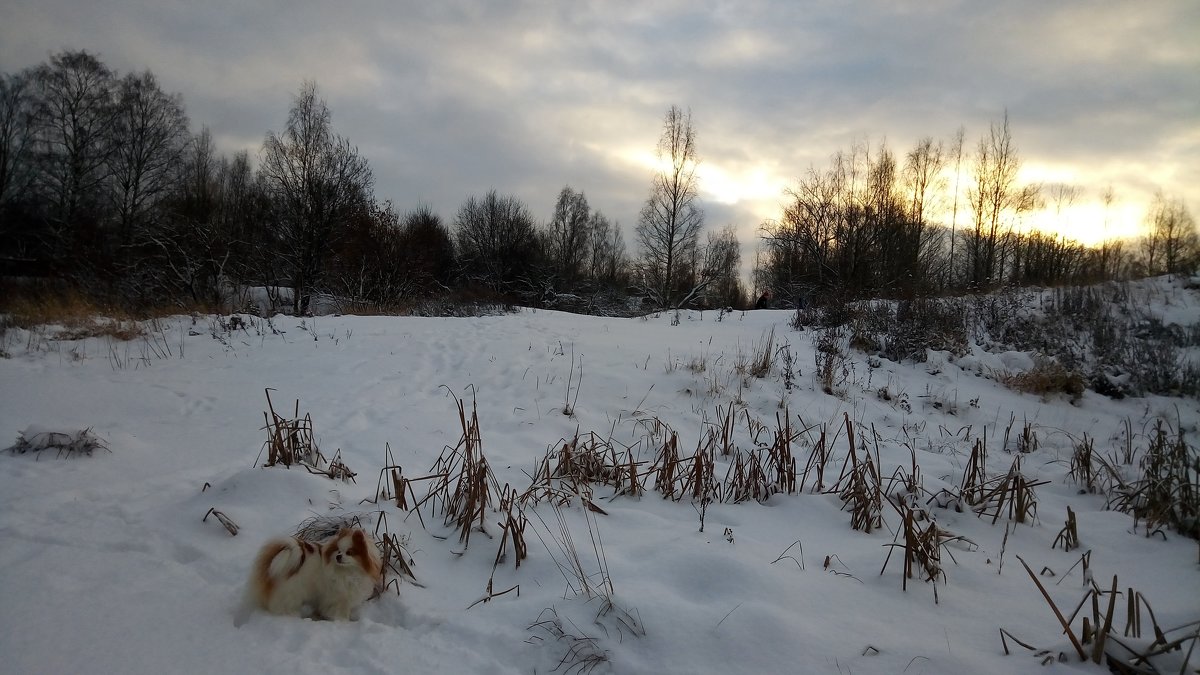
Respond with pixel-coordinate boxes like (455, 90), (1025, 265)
(256, 389), (355, 481)
(1108, 418), (1199, 540)
(973, 456), (1047, 526)
(372, 511), (418, 594)
(528, 499), (615, 601)
(523, 431), (645, 505)
(828, 414), (883, 533)
(527, 607), (610, 674)
(879, 504), (972, 604)
(1068, 435), (1097, 494)
(258, 389), (321, 468)
(6, 426), (110, 459)
(750, 326), (775, 378)
(415, 391), (502, 549)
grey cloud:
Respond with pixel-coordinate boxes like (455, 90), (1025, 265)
(1, 0), (1196, 261)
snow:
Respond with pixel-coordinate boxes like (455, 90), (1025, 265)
(1, 296), (1198, 674)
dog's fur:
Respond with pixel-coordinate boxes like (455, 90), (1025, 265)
(246, 527), (382, 620)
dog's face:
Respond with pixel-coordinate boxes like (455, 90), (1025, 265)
(322, 528), (378, 576)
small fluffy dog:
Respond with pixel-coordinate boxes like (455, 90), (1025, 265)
(246, 527), (382, 620)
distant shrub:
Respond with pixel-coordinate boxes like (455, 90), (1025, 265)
(879, 297), (968, 363)
(998, 358), (1086, 400)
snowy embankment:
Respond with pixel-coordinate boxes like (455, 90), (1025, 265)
(0, 288), (1197, 674)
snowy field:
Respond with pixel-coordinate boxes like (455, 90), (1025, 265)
(1, 288), (1198, 674)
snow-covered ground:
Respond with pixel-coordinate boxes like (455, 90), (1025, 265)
(1, 290), (1197, 674)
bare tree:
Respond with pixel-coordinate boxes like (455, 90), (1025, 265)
(1047, 183), (1082, 218)
(108, 70), (189, 250)
(701, 224), (743, 307)
(588, 211), (627, 285)
(546, 185), (591, 287)
(259, 81), (373, 314)
(0, 70), (38, 211)
(904, 137), (945, 229)
(1142, 192), (1199, 275)
(0, 70), (40, 261)
(635, 105), (704, 307)
(147, 128), (230, 305)
(454, 189), (540, 294)
(966, 113), (1039, 288)
(32, 50), (118, 255)
(947, 126), (965, 286)
(400, 204), (456, 294)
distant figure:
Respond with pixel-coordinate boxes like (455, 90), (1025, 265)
(755, 290), (773, 309)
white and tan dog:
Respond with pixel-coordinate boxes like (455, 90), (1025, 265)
(246, 527), (382, 620)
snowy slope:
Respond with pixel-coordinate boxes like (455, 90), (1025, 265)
(1, 300), (1197, 674)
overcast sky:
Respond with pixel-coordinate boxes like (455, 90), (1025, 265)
(2, 0), (1197, 260)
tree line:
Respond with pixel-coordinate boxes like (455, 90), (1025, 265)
(756, 115), (1199, 305)
(0, 51), (748, 314)
(1, 50), (1195, 317)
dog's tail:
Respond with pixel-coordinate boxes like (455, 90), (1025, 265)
(258, 537), (318, 581)
(245, 537), (319, 615)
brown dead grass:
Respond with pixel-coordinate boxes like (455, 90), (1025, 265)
(0, 283), (204, 336)
(997, 358), (1086, 399)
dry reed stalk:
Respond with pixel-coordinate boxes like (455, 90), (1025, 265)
(1113, 419), (1200, 539)
(202, 507), (239, 536)
(743, 408), (768, 445)
(493, 484), (529, 570)
(522, 431), (643, 506)
(880, 494), (974, 604)
(303, 448), (356, 482)
(713, 401), (736, 456)
(682, 439), (718, 503)
(1123, 590), (1166, 643)
(1091, 575), (1119, 664)
(412, 391), (502, 549)
(1017, 421), (1040, 454)
(653, 432), (682, 499)
(722, 449), (774, 504)
(830, 414), (883, 533)
(885, 445), (926, 516)
(373, 511), (418, 592)
(960, 437), (987, 505)
(258, 389), (323, 469)
(974, 456), (1047, 525)
(768, 409), (798, 495)
(751, 326), (775, 378)
(1053, 506), (1080, 551)
(799, 425), (830, 493)
(1015, 554), (1088, 661)
(621, 445), (644, 497)
(1069, 435), (1097, 493)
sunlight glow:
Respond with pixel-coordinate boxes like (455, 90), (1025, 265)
(615, 147), (1155, 251)
(1014, 163), (1153, 246)
(620, 147), (785, 208)
(1023, 202), (1145, 247)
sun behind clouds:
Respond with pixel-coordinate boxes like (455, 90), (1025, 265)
(1024, 202), (1145, 247)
